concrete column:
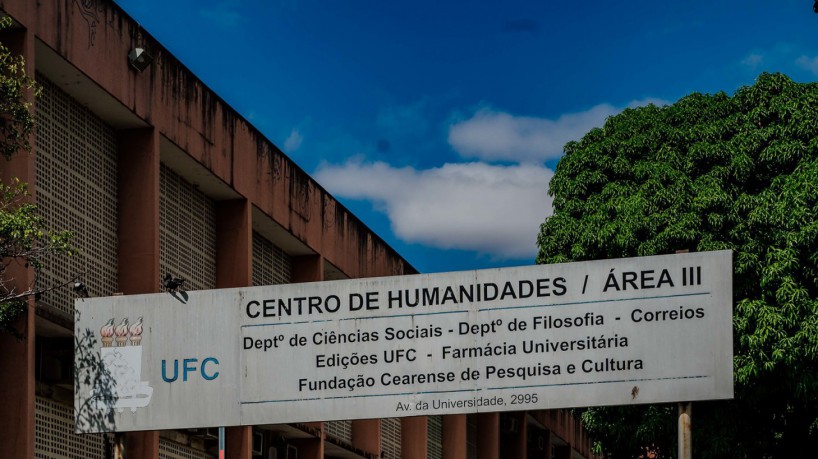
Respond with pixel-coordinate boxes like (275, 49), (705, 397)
(118, 127), (161, 459)
(290, 253), (325, 458)
(0, 24), (36, 459)
(476, 413), (500, 459)
(292, 434), (324, 458)
(501, 412), (527, 459)
(123, 433), (161, 459)
(352, 419), (380, 457)
(225, 426), (253, 459)
(293, 418), (324, 457)
(216, 199), (253, 289)
(297, 419), (324, 459)
(442, 415), (467, 459)
(118, 128), (161, 295)
(401, 416), (428, 459)
(0, 297), (34, 459)
(216, 199), (253, 459)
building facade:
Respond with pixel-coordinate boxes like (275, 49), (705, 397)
(0, 1), (598, 458)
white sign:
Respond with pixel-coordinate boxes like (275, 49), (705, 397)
(75, 251), (733, 433)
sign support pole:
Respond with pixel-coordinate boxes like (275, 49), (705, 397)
(675, 250), (692, 459)
(219, 427), (225, 459)
(678, 402), (691, 459)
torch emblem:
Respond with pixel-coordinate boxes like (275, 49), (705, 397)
(93, 316), (153, 413)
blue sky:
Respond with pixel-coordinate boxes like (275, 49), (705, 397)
(115, 0), (818, 273)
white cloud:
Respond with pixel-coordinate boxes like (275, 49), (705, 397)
(448, 99), (667, 163)
(284, 128), (303, 153)
(796, 55), (818, 75)
(742, 53), (764, 68)
(314, 99), (671, 262)
(314, 160), (553, 260)
(627, 97), (671, 109)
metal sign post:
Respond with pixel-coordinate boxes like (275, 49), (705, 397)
(678, 402), (691, 459)
(675, 250), (692, 459)
(219, 427), (225, 459)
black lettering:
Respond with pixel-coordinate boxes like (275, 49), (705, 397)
(246, 300), (260, 318)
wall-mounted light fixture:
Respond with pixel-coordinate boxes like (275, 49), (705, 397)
(162, 273), (186, 293)
(128, 47), (154, 72)
(73, 281), (89, 298)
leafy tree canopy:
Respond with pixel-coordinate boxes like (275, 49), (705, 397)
(0, 16), (72, 336)
(537, 73), (818, 458)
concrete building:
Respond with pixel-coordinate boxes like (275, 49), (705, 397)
(0, 1), (599, 458)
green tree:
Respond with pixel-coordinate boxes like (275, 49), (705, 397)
(537, 73), (818, 458)
(0, 16), (72, 336)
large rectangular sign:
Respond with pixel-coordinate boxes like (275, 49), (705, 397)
(75, 251), (733, 433)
